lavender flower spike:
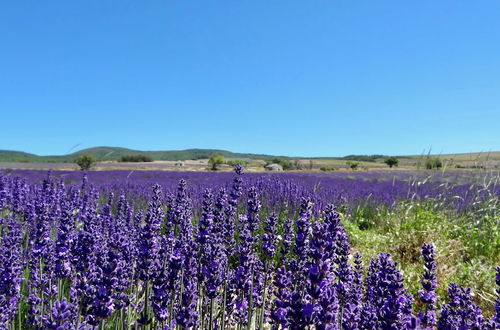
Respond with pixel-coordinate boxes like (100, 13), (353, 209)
(418, 243), (438, 328)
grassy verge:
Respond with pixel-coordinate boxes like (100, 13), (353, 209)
(343, 201), (499, 316)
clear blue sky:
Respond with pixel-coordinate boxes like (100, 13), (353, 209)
(1, 1), (499, 157)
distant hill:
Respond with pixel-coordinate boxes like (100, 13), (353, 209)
(0, 147), (498, 169)
(0, 150), (41, 162)
(0, 147), (289, 163)
(397, 151), (500, 169)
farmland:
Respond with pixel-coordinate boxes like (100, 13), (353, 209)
(3, 0), (499, 328)
(2, 147), (500, 171)
(0, 166), (498, 329)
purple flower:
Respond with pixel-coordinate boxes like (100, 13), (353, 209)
(54, 198), (75, 279)
(280, 217), (294, 262)
(137, 184), (164, 282)
(418, 243), (438, 328)
(223, 167), (244, 252)
(342, 303), (361, 330)
(294, 198), (313, 262)
(0, 218), (24, 326)
(197, 189), (214, 245)
(493, 266), (500, 327)
(261, 212), (278, 259)
(41, 298), (75, 330)
(0, 175), (8, 212)
(366, 253), (415, 329)
(272, 265), (292, 327)
(247, 186), (261, 234)
(438, 283), (485, 329)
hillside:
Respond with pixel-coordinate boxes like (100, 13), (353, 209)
(0, 147), (286, 163)
(0, 150), (40, 162)
(397, 151), (500, 169)
(0, 147), (499, 169)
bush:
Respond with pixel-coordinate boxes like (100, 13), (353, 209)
(266, 158), (294, 170)
(343, 154), (386, 162)
(208, 154), (225, 171)
(425, 157), (442, 169)
(320, 166), (336, 171)
(346, 161), (359, 170)
(75, 154), (96, 170)
(384, 156), (399, 168)
(226, 159), (249, 167)
(119, 155), (153, 162)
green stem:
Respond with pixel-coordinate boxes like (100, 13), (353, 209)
(39, 259), (45, 321)
(247, 265), (254, 330)
(199, 288), (205, 330)
(221, 285), (227, 330)
(120, 308), (124, 330)
(17, 305), (21, 330)
(259, 261), (270, 329)
(143, 282), (150, 329)
(209, 297), (214, 330)
(132, 280), (139, 330)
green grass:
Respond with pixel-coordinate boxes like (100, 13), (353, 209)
(343, 201), (499, 317)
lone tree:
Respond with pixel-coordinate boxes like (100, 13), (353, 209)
(346, 161), (359, 170)
(384, 156), (399, 168)
(208, 154), (225, 171)
(119, 155), (153, 162)
(425, 157), (442, 170)
(75, 154), (96, 170)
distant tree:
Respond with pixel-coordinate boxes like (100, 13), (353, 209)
(346, 161), (359, 170)
(119, 155), (153, 162)
(309, 159), (314, 170)
(226, 159), (249, 167)
(384, 156), (399, 168)
(343, 155), (386, 162)
(208, 154), (225, 171)
(425, 157), (442, 170)
(75, 154), (96, 170)
(425, 159), (432, 169)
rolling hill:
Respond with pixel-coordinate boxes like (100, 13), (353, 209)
(0, 147), (498, 170)
(0, 147), (288, 163)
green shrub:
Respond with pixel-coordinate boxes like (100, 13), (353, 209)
(320, 166), (336, 171)
(425, 157), (442, 169)
(343, 154), (386, 162)
(384, 156), (398, 168)
(119, 155), (154, 162)
(343, 201), (498, 315)
(208, 154), (225, 170)
(226, 159), (249, 167)
(346, 161), (359, 170)
(265, 158), (294, 170)
(75, 154), (96, 170)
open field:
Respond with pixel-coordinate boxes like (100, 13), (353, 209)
(399, 151), (500, 170)
(3, 1), (499, 328)
(0, 160), (209, 171)
(0, 167), (498, 328)
(0, 159), (385, 171)
(2, 147), (499, 171)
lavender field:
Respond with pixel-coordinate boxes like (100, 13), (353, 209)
(0, 167), (499, 329)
